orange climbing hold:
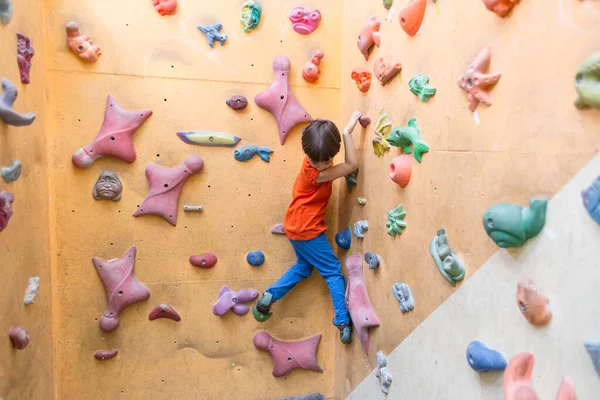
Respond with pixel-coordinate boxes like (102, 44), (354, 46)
(398, 0), (427, 37)
(351, 68), (372, 92)
(481, 0), (520, 17)
(389, 155), (412, 187)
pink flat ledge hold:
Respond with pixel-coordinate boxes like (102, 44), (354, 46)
(254, 55), (313, 145)
(345, 254), (380, 354)
(213, 286), (259, 316)
(95, 349), (118, 361)
(9, 326), (29, 350)
(0, 191), (14, 233)
(149, 303), (181, 321)
(253, 331), (324, 377)
(190, 252), (217, 268)
(271, 223), (285, 234)
(133, 155), (204, 226)
(93, 246), (150, 332)
(72, 95), (152, 169)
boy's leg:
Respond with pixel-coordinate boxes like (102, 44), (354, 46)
(265, 244), (314, 301)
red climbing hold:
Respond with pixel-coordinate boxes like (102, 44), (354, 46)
(189, 252), (218, 268)
(95, 349), (118, 361)
(149, 304), (181, 321)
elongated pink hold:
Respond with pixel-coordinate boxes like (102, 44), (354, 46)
(345, 254), (380, 354)
(212, 286), (259, 316)
(556, 377), (577, 400)
(93, 246), (151, 332)
(149, 304), (181, 321)
(271, 223), (285, 234)
(95, 349), (118, 361)
(253, 331), (323, 377)
(189, 252), (217, 268)
(72, 95), (152, 169)
(9, 326), (29, 350)
(133, 155), (204, 226)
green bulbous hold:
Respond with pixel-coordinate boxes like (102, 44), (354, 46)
(387, 204), (407, 236)
(241, 1), (262, 33)
(482, 198), (548, 248)
(383, 0), (394, 9)
(387, 117), (429, 163)
(409, 74), (437, 102)
(574, 52), (600, 110)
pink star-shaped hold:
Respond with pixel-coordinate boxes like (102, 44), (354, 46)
(93, 246), (150, 332)
(72, 95), (153, 168)
(253, 331), (324, 377)
(254, 55), (313, 145)
(457, 46), (501, 112)
(133, 155), (204, 226)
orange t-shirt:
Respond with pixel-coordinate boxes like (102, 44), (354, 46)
(284, 156), (332, 241)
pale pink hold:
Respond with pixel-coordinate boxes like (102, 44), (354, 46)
(253, 331), (324, 377)
(189, 252), (217, 268)
(95, 349), (118, 361)
(133, 155), (204, 226)
(148, 304), (181, 321)
(271, 223), (285, 234)
(345, 254), (380, 354)
(9, 326), (29, 350)
(254, 55), (313, 145)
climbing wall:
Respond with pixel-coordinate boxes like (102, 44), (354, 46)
(0, 0), (55, 398)
(335, 0), (600, 398)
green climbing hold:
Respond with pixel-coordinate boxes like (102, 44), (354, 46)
(252, 305), (272, 322)
(430, 228), (465, 287)
(387, 117), (429, 163)
(383, 0), (394, 10)
(386, 204), (407, 236)
(482, 198), (548, 248)
(574, 52), (600, 110)
(409, 74), (437, 103)
(241, 1), (262, 33)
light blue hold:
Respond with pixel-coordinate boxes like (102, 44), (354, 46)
(246, 250), (265, 267)
(1, 160), (21, 183)
(335, 227), (351, 250)
(197, 23), (227, 47)
(466, 341), (507, 373)
(584, 341), (600, 377)
(234, 146), (273, 163)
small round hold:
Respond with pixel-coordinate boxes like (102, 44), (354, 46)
(357, 197), (367, 205)
(8, 326), (29, 350)
(183, 205), (203, 212)
(359, 116), (371, 128)
(226, 96), (248, 111)
(246, 250), (265, 266)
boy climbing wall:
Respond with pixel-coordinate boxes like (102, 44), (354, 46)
(252, 111), (363, 344)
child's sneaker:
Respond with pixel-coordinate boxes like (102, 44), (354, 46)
(252, 292), (273, 322)
(335, 321), (353, 344)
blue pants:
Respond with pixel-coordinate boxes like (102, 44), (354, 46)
(266, 232), (350, 325)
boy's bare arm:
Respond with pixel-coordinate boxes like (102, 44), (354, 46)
(315, 111), (362, 184)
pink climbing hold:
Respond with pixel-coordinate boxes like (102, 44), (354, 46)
(212, 286), (259, 316)
(302, 50), (324, 84)
(0, 191), (14, 232)
(149, 304), (181, 321)
(253, 331), (324, 377)
(359, 116), (371, 128)
(8, 326), (29, 350)
(189, 252), (217, 268)
(271, 223), (285, 234)
(345, 254), (380, 354)
(289, 6), (321, 35)
(133, 155), (204, 226)
(94, 349), (118, 361)
(71, 95), (153, 169)
(357, 15), (381, 61)
(254, 55), (313, 145)
(93, 246), (150, 332)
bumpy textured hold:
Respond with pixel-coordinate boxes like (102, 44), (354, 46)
(376, 351), (393, 394)
(392, 282), (414, 312)
(387, 117), (429, 163)
(24, 276), (40, 305)
(289, 6), (321, 35)
(574, 52), (600, 110)
(364, 252), (379, 269)
(241, 1), (262, 32)
(65, 21), (101, 62)
(0, 191), (14, 232)
(353, 220), (369, 238)
(17, 33), (34, 84)
(466, 341), (507, 372)
(582, 175), (600, 224)
(457, 46), (501, 112)
(430, 228), (465, 287)
(386, 204), (407, 236)
(93, 171), (122, 201)
(409, 74), (436, 102)
(482, 198), (547, 248)
(0, 77), (36, 126)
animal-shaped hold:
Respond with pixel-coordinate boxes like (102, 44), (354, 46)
(584, 341), (600, 377)
(0, 0), (13, 25)
(364, 252), (379, 269)
(93, 246), (151, 332)
(392, 283), (414, 312)
(376, 351), (393, 394)
(351, 68), (372, 92)
(466, 341), (507, 372)
(387, 117), (429, 163)
(1, 160), (21, 183)
(389, 155), (412, 187)
(353, 220), (369, 238)
(345, 254), (380, 353)
(0, 77), (36, 127)
(149, 304), (181, 321)
(481, 0), (521, 17)
(255, 55), (313, 145)
(430, 228), (465, 287)
(574, 52), (600, 110)
(189, 253), (218, 268)
(234, 145), (273, 162)
(345, 168), (359, 193)
(335, 227), (352, 250)
(374, 58), (402, 86)
(71, 95), (152, 168)
(93, 170), (122, 201)
(457, 46), (501, 112)
(409, 74), (436, 102)
(482, 198), (547, 248)
(357, 15), (381, 61)
(253, 331), (324, 377)
(302, 50), (324, 83)
(152, 0), (177, 16)
(213, 286), (259, 316)
(0, 191), (14, 232)
(177, 130), (241, 147)
(133, 155), (204, 226)
(241, 1), (262, 32)
(582, 175), (600, 223)
(66, 21), (101, 62)
(289, 6), (321, 35)
(517, 279), (552, 326)
(225, 96), (248, 111)
(399, 0), (427, 36)
(373, 110), (392, 158)
(16, 33), (34, 84)
(8, 326), (29, 349)
(197, 23), (227, 47)
(95, 349), (118, 361)
(246, 250), (265, 266)
(387, 204), (407, 236)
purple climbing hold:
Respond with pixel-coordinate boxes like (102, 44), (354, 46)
(212, 286), (259, 316)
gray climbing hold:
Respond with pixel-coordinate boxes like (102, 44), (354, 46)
(364, 252), (380, 269)
(376, 351), (393, 394)
(353, 220), (369, 238)
(393, 282), (414, 313)
(24, 276), (40, 305)
(0, 0), (13, 25)
(273, 394), (325, 400)
(584, 341), (600, 377)
(1, 160), (21, 183)
(0, 78), (35, 126)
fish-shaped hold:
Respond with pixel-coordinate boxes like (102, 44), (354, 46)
(582, 175), (600, 224)
(482, 198), (547, 248)
(387, 117), (429, 163)
(177, 131), (241, 147)
(574, 52), (600, 110)
(233, 145), (273, 162)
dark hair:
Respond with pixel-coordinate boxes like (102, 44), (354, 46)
(301, 119), (341, 162)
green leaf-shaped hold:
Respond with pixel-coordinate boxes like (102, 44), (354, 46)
(386, 204), (407, 236)
(387, 117), (429, 163)
(409, 74), (437, 103)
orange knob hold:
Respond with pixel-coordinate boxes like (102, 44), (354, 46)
(399, 0), (427, 37)
(389, 155), (412, 187)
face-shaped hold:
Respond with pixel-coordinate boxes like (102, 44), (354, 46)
(374, 58), (402, 86)
(241, 1), (262, 32)
(517, 279), (552, 326)
(93, 170), (123, 201)
(351, 68), (372, 92)
(289, 6), (321, 35)
(65, 21), (101, 62)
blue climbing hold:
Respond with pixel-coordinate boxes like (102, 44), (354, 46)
(246, 250), (265, 266)
(364, 252), (379, 269)
(335, 227), (352, 250)
(197, 23), (227, 47)
(466, 341), (507, 373)
(584, 341), (600, 377)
